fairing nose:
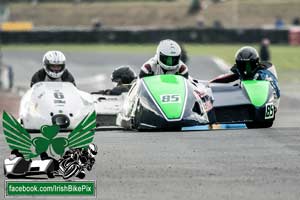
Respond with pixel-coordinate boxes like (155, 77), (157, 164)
(52, 114), (70, 129)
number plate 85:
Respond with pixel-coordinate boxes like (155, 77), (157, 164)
(265, 103), (275, 119)
(160, 94), (181, 104)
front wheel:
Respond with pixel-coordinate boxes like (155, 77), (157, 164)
(63, 164), (80, 179)
(47, 172), (55, 178)
(76, 170), (86, 179)
(246, 121), (273, 129)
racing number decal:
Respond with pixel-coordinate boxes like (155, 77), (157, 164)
(160, 94), (181, 104)
(54, 90), (66, 104)
(265, 103), (274, 119)
(54, 91), (64, 99)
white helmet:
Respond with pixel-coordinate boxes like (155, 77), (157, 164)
(156, 39), (181, 71)
(43, 50), (66, 79)
(87, 143), (98, 158)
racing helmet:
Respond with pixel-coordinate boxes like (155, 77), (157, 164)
(235, 46), (260, 79)
(87, 143), (98, 158)
(43, 51), (66, 79)
(156, 39), (181, 71)
(111, 65), (137, 84)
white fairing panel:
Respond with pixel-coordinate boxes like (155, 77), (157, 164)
(4, 157), (23, 174)
(19, 82), (95, 130)
(116, 81), (139, 127)
(93, 93), (127, 115)
(30, 160), (52, 172)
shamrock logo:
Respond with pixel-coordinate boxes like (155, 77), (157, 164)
(2, 111), (96, 160)
(32, 125), (69, 156)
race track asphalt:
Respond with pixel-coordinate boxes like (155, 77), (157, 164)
(0, 50), (300, 200)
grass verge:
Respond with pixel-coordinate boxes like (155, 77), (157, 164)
(3, 44), (300, 71)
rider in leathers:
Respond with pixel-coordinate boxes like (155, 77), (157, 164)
(210, 46), (280, 99)
(30, 51), (75, 87)
(139, 39), (189, 79)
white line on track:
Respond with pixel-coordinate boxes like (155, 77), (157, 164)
(211, 56), (231, 73)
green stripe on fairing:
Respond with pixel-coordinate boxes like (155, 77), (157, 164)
(143, 75), (186, 120)
(242, 80), (269, 107)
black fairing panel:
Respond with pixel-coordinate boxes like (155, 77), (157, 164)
(12, 159), (30, 174)
(211, 83), (251, 107)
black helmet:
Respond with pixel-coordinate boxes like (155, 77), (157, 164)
(111, 65), (136, 84)
(235, 46), (260, 79)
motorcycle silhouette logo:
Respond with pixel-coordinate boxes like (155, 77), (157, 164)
(2, 111), (96, 160)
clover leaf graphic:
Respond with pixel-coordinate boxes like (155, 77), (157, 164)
(2, 111), (96, 160)
(32, 125), (69, 156)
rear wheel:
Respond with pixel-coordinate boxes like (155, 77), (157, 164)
(63, 164), (80, 179)
(4, 164), (7, 176)
(246, 121), (273, 129)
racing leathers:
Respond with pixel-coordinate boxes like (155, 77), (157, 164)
(210, 61), (280, 98)
(30, 68), (76, 87)
(139, 56), (189, 79)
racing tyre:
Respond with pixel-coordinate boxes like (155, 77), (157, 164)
(63, 164), (80, 179)
(47, 172), (55, 178)
(246, 121), (273, 129)
(76, 170), (86, 179)
(4, 164), (6, 176)
(87, 165), (92, 171)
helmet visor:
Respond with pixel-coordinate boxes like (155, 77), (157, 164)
(160, 53), (180, 67)
(236, 60), (258, 78)
(47, 64), (65, 73)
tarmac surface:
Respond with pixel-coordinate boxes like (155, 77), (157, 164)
(0, 50), (300, 200)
